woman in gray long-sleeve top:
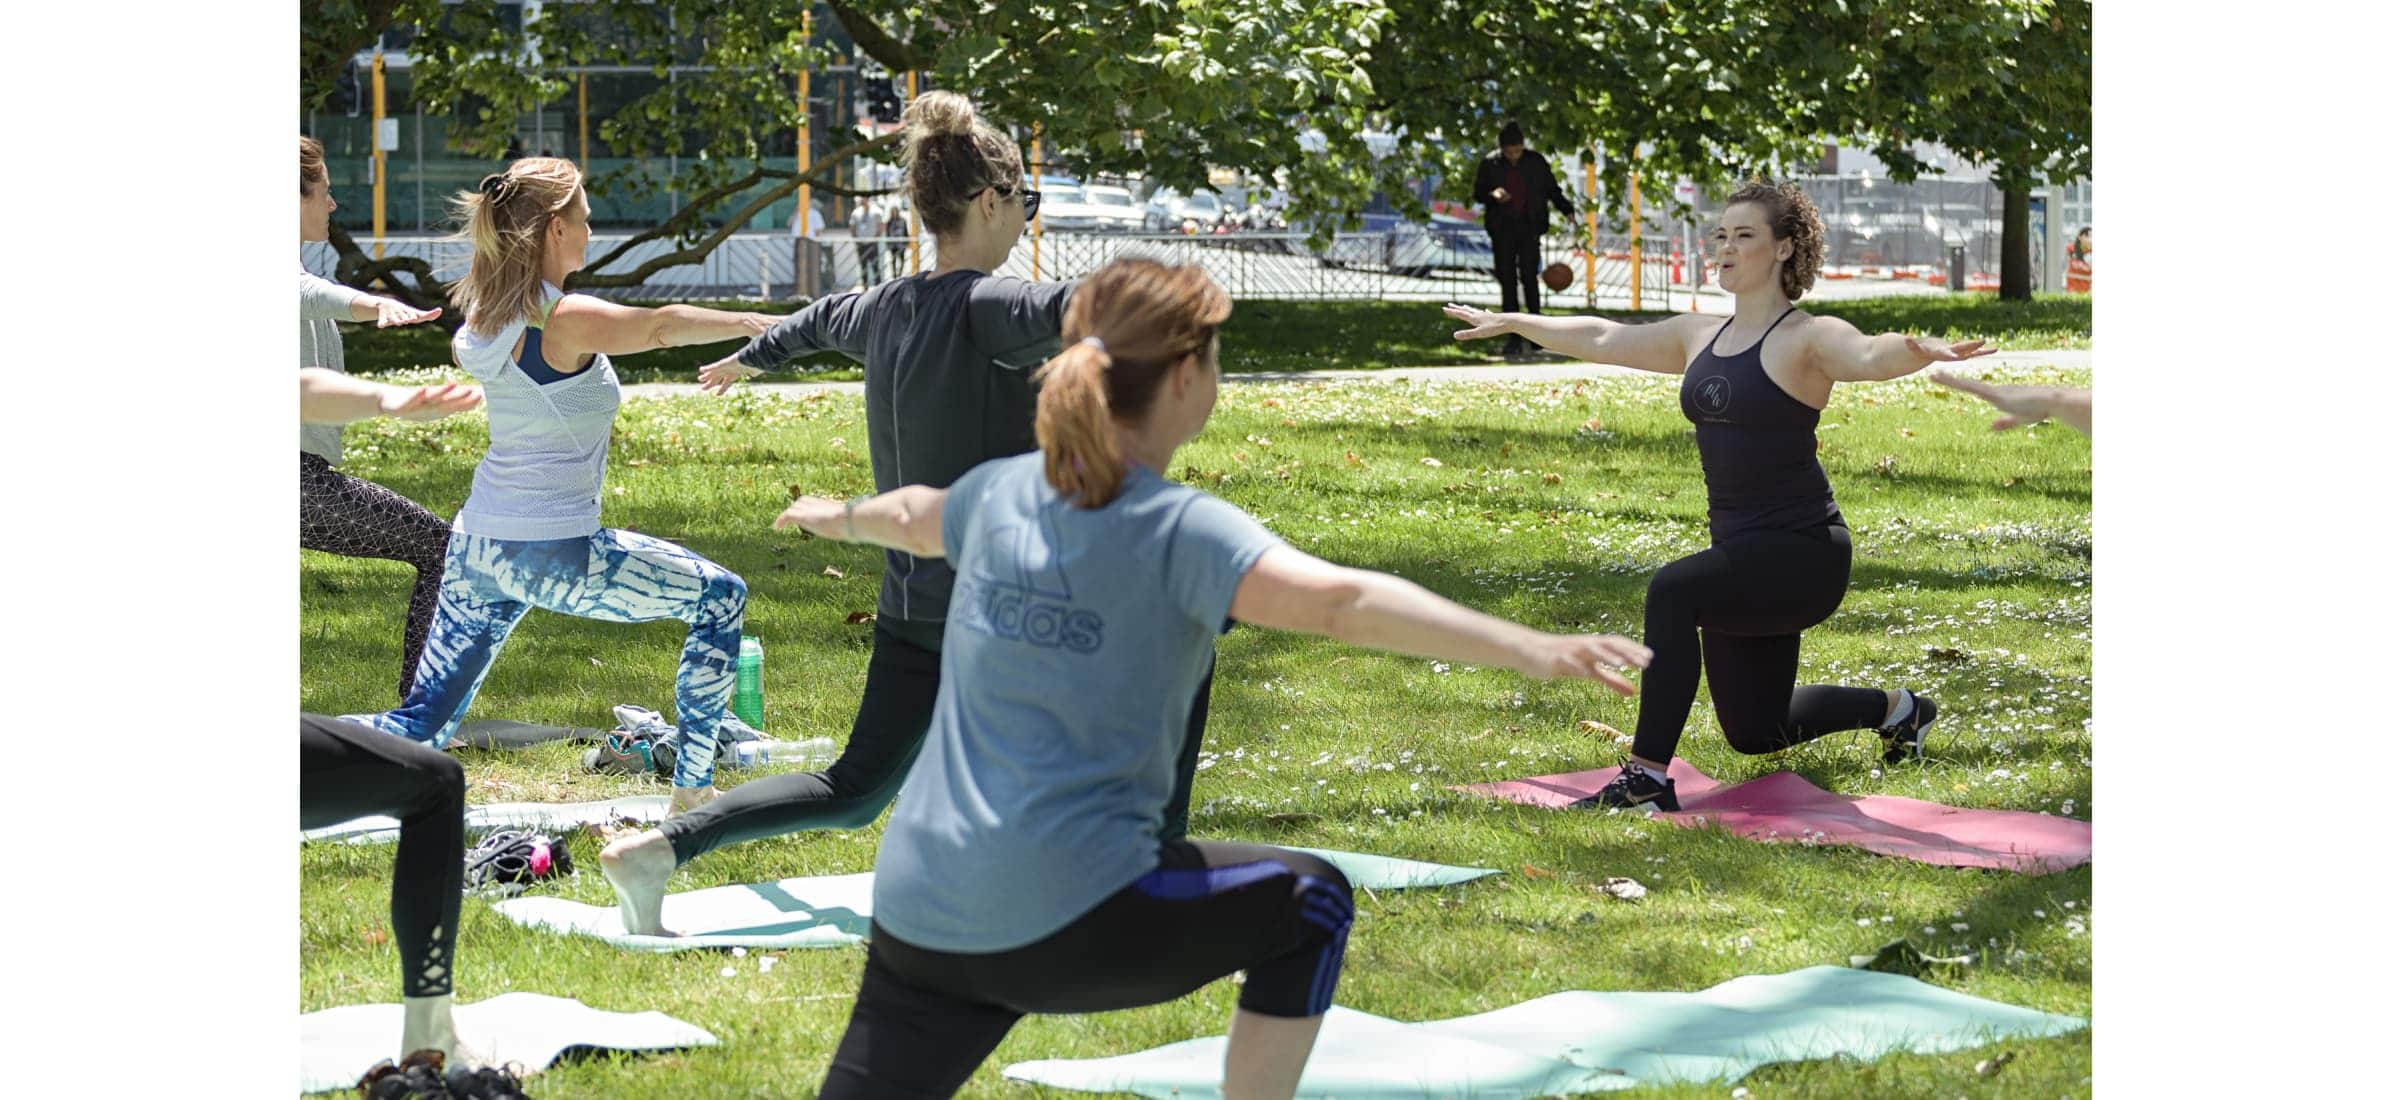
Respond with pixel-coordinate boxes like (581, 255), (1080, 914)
(298, 136), (453, 701)
(599, 92), (1217, 934)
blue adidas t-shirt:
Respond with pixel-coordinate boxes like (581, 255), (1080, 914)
(871, 452), (1284, 953)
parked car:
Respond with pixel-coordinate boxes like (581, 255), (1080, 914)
(1039, 182), (1143, 233)
(1143, 186), (1226, 233)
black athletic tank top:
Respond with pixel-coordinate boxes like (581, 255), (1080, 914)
(1679, 308), (1843, 541)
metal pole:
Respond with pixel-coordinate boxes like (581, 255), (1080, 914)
(797, 9), (813, 229)
(415, 103), (425, 232)
(1583, 151), (1596, 307)
(1628, 165), (1642, 311)
(1030, 124), (1042, 280)
(906, 70), (921, 274)
(371, 52), (387, 260)
(578, 73), (589, 165)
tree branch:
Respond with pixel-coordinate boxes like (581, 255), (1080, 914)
(325, 224), (456, 330)
(826, 0), (932, 71)
(574, 130), (904, 280)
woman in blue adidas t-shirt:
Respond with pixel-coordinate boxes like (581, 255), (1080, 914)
(341, 157), (775, 811)
(778, 258), (1652, 1099)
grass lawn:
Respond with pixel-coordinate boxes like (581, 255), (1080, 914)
(301, 356), (2092, 1097)
(337, 292), (2091, 384)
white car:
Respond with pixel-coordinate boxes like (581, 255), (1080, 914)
(1038, 183), (1143, 234)
(1143, 187), (1225, 233)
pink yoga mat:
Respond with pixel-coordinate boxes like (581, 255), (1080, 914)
(1459, 760), (2089, 874)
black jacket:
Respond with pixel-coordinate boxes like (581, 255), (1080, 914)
(1471, 148), (1575, 232)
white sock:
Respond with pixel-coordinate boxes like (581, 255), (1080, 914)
(1882, 690), (1915, 730)
(401, 993), (459, 1062)
(1633, 762), (1670, 784)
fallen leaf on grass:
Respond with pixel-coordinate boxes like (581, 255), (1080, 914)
(822, 565), (845, 579)
(844, 611), (877, 625)
(1542, 472), (1563, 485)
(1521, 864), (1558, 880)
(1925, 645), (1970, 662)
(1578, 719), (1624, 738)
(1420, 456), (1444, 468)
(1975, 1051), (2016, 1077)
(1265, 812), (1321, 826)
(1595, 877), (1647, 901)
(362, 924), (388, 947)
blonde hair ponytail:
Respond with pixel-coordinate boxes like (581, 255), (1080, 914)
(448, 157), (584, 335)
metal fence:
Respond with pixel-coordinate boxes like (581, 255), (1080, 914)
(307, 228), (1694, 307)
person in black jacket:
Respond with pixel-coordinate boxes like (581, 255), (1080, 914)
(1471, 122), (1575, 359)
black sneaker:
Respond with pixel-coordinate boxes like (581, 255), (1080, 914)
(1567, 765), (1681, 812)
(1879, 691), (1938, 765)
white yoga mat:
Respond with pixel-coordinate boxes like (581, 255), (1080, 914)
(301, 795), (670, 845)
(299, 991), (717, 1094)
(494, 871), (878, 951)
(494, 847), (1496, 952)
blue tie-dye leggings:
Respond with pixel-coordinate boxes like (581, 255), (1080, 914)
(341, 528), (746, 788)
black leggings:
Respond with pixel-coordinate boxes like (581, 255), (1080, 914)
(299, 713), (465, 999)
(300, 452), (452, 702)
(1629, 524), (1892, 763)
(662, 619), (1217, 863)
(819, 841), (1353, 1100)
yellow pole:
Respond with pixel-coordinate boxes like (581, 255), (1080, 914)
(1583, 153), (1597, 307)
(1029, 124), (1042, 280)
(906, 70), (921, 273)
(1629, 167), (1642, 311)
(371, 53), (387, 260)
(578, 73), (589, 166)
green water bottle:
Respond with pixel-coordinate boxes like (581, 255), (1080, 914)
(734, 635), (765, 728)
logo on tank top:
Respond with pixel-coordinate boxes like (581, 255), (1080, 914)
(954, 516), (1105, 654)
(1693, 375), (1733, 417)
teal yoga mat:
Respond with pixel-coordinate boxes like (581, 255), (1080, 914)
(494, 847), (1496, 951)
(1003, 965), (2086, 1098)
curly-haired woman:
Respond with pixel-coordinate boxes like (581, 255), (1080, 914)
(1443, 180), (1995, 809)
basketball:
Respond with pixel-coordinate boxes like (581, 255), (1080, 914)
(1540, 262), (1573, 292)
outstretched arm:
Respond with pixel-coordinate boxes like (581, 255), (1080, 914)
(1932, 372), (2092, 435)
(1804, 313), (1997, 382)
(1227, 545), (1650, 694)
(1444, 302), (1702, 375)
(700, 286), (880, 393)
(547, 295), (777, 362)
(773, 487), (947, 559)
(300, 367), (482, 425)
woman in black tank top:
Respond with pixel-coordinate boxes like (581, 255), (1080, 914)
(1444, 179), (1994, 810)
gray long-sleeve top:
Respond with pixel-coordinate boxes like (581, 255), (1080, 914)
(300, 268), (369, 464)
(737, 270), (1073, 625)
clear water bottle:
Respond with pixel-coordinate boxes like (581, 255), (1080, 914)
(733, 636), (765, 727)
(730, 737), (839, 769)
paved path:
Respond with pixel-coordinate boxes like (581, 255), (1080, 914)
(620, 349), (2089, 401)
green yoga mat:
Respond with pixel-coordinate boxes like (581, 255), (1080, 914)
(1003, 965), (2086, 1098)
(494, 847), (1497, 952)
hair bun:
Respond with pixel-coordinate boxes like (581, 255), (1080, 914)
(902, 90), (978, 138)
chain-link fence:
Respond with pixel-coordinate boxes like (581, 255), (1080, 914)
(308, 228), (1693, 307)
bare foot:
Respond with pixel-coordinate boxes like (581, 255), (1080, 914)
(600, 830), (680, 936)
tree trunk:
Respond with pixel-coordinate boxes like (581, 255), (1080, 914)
(2000, 183), (2032, 301)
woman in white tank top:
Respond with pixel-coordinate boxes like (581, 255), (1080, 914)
(339, 157), (777, 815)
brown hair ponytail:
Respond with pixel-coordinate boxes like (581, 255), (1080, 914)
(1032, 258), (1233, 508)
